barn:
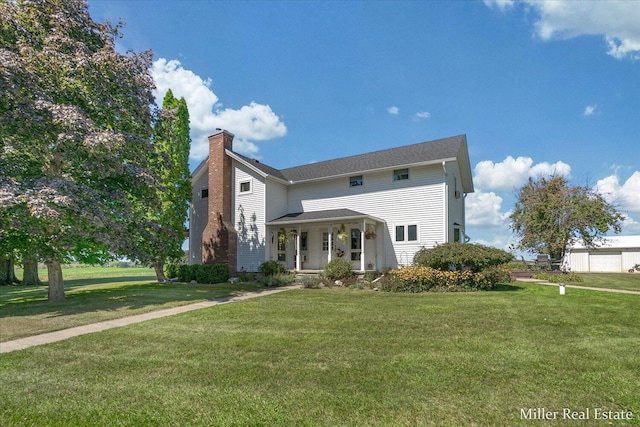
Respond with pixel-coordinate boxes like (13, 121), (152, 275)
(566, 236), (640, 273)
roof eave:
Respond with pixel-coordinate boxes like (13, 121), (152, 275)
(266, 214), (385, 226)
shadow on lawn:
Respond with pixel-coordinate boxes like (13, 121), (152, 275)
(0, 281), (263, 320)
(491, 283), (525, 292)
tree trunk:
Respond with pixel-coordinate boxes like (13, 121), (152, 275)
(153, 261), (167, 282)
(0, 255), (19, 285)
(21, 256), (42, 286)
(46, 259), (65, 302)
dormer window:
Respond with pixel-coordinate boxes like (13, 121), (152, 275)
(349, 175), (363, 187)
(393, 168), (409, 181)
(201, 189), (209, 198)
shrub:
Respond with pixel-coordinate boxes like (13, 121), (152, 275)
(259, 273), (296, 287)
(323, 258), (353, 280)
(532, 271), (583, 283)
(175, 264), (229, 284)
(379, 266), (496, 292)
(259, 260), (286, 276)
(481, 266), (513, 285)
(300, 276), (322, 289)
(195, 264), (229, 284)
(237, 271), (255, 282)
(165, 264), (178, 279)
(177, 264), (193, 282)
(413, 242), (513, 272)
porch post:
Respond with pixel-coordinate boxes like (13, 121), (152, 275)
(295, 227), (301, 271)
(361, 221), (366, 271)
(266, 226), (271, 261)
(328, 226), (333, 263)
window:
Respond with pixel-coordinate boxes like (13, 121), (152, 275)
(454, 228), (461, 243)
(277, 238), (286, 262)
(239, 180), (251, 193)
(322, 232), (334, 251)
(393, 168), (409, 181)
(407, 225), (417, 241)
(350, 229), (362, 261)
(395, 224), (418, 242)
(349, 175), (363, 187)
(300, 232), (308, 251)
(201, 189), (208, 198)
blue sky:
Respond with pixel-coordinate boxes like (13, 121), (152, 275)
(89, 0), (640, 252)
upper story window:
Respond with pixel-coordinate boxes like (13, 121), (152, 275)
(393, 168), (409, 181)
(349, 175), (363, 187)
(239, 180), (251, 194)
(201, 189), (209, 198)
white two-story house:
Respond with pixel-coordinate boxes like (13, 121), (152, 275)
(189, 129), (474, 274)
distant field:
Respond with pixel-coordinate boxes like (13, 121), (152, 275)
(14, 265), (157, 282)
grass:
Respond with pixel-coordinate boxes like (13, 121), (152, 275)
(576, 273), (640, 292)
(1, 281), (639, 426)
(0, 267), (263, 342)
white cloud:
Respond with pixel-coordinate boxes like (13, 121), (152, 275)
(473, 156), (571, 191)
(414, 111), (431, 120)
(583, 104), (597, 116)
(483, 0), (515, 11)
(387, 106), (399, 115)
(486, 1), (640, 60)
(465, 190), (511, 227)
(151, 58), (287, 161)
(595, 170), (640, 213)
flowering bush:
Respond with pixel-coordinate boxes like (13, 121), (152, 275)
(380, 265), (506, 292)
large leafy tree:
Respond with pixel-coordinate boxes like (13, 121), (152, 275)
(509, 175), (624, 261)
(0, 0), (157, 301)
(135, 89), (192, 282)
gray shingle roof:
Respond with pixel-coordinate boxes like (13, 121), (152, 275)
(230, 152), (288, 181)
(267, 208), (379, 225)
(278, 134), (467, 182)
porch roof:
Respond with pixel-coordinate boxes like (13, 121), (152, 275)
(266, 208), (383, 226)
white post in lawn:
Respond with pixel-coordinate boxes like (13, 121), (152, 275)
(559, 283), (566, 295)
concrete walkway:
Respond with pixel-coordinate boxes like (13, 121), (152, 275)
(515, 278), (640, 295)
(0, 285), (300, 354)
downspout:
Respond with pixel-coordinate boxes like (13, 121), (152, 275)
(442, 161), (449, 244)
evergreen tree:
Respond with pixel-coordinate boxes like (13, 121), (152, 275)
(136, 89), (192, 282)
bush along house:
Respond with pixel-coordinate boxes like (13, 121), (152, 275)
(189, 129), (474, 275)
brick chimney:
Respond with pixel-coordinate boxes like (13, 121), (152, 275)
(202, 129), (237, 275)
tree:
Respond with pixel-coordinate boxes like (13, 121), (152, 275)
(0, 0), (157, 301)
(135, 90), (192, 282)
(509, 175), (624, 260)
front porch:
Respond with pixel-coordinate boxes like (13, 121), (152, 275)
(265, 209), (385, 272)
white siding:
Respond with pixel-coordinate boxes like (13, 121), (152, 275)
(233, 162), (266, 272)
(567, 251), (590, 272)
(287, 164), (445, 268)
(622, 250), (640, 272)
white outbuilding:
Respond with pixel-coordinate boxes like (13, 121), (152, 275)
(566, 236), (640, 273)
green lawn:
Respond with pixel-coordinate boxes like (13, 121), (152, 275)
(1, 282), (638, 426)
(576, 273), (640, 292)
(0, 267), (263, 341)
